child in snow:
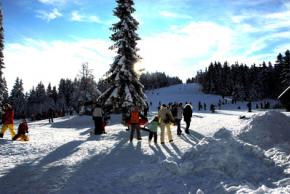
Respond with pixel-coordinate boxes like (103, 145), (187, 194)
(12, 118), (29, 141)
(147, 116), (159, 144)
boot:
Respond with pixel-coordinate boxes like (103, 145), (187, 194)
(0, 133), (3, 138)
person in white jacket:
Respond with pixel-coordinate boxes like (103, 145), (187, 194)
(175, 103), (183, 135)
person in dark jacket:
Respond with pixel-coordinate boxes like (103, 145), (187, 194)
(13, 118), (29, 141)
(0, 103), (16, 139)
(48, 108), (54, 123)
(92, 104), (104, 135)
(183, 103), (193, 134)
(247, 101), (252, 112)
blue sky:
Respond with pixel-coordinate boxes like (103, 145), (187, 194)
(2, 0), (290, 91)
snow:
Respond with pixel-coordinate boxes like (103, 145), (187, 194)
(238, 111), (290, 149)
(0, 83), (290, 194)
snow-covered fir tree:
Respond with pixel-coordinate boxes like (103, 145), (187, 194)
(0, 7), (5, 110)
(8, 77), (26, 118)
(98, 0), (146, 112)
(72, 63), (101, 113)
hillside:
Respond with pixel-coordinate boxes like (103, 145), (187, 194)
(0, 84), (289, 194)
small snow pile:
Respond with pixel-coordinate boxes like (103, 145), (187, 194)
(179, 128), (284, 187)
(238, 111), (290, 148)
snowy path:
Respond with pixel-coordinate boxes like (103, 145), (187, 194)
(0, 115), (198, 194)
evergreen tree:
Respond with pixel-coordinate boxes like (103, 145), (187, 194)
(281, 50), (290, 90)
(46, 83), (56, 109)
(8, 77), (26, 118)
(0, 7), (5, 110)
(58, 78), (75, 112)
(98, 0), (146, 112)
(2, 77), (8, 102)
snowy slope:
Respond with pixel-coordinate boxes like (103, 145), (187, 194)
(0, 83), (290, 194)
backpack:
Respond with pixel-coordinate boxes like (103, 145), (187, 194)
(163, 113), (171, 124)
(130, 111), (140, 124)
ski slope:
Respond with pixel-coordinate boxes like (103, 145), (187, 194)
(0, 83), (290, 194)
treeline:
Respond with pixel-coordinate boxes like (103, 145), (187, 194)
(140, 72), (182, 90)
(3, 66), (183, 119)
(189, 50), (290, 101)
(3, 63), (101, 119)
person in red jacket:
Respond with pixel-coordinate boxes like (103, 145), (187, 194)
(13, 118), (29, 141)
(0, 103), (16, 139)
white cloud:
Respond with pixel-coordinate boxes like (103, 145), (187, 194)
(160, 11), (193, 19)
(138, 21), (234, 79)
(71, 11), (102, 23)
(4, 38), (114, 92)
(38, 0), (66, 4)
(232, 2), (290, 32)
(36, 8), (63, 22)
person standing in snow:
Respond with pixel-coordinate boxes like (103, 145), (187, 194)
(175, 103), (183, 136)
(92, 103), (105, 135)
(12, 118), (29, 141)
(147, 116), (159, 144)
(128, 105), (144, 142)
(247, 101), (252, 112)
(183, 103), (193, 134)
(198, 101), (202, 111)
(48, 108), (54, 123)
(143, 102), (149, 118)
(0, 103), (16, 139)
(158, 104), (174, 144)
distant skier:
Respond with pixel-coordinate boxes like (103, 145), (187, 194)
(143, 102), (149, 118)
(247, 101), (252, 112)
(175, 103), (183, 136)
(210, 104), (216, 113)
(13, 118), (29, 141)
(203, 103), (207, 111)
(198, 101), (202, 111)
(48, 108), (54, 123)
(0, 104), (16, 139)
(183, 103), (193, 134)
(158, 104), (174, 144)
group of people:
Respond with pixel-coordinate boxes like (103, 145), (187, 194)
(126, 102), (193, 144)
(0, 103), (29, 141)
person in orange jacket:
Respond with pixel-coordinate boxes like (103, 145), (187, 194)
(0, 103), (16, 139)
(127, 105), (148, 142)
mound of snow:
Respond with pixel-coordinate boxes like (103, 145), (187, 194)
(238, 111), (290, 148)
(178, 128), (285, 190)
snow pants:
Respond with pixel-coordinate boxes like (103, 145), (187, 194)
(160, 123), (173, 143)
(184, 118), (191, 133)
(0, 124), (16, 138)
(93, 117), (103, 135)
(175, 119), (181, 135)
(130, 124), (141, 141)
(148, 131), (157, 143)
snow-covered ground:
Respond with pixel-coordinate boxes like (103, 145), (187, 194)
(0, 83), (290, 194)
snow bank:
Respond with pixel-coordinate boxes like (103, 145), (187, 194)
(161, 128), (287, 193)
(238, 111), (290, 148)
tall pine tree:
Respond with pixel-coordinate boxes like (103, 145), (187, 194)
(281, 50), (290, 90)
(9, 77), (26, 118)
(0, 7), (5, 110)
(98, 0), (146, 112)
